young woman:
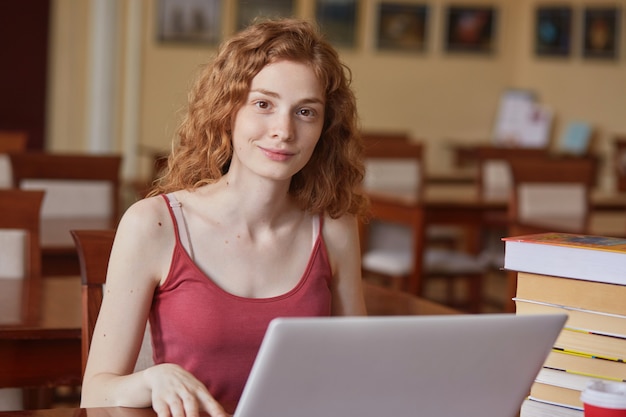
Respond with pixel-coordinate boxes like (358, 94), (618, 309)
(80, 18), (369, 417)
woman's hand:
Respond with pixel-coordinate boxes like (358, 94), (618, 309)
(145, 363), (230, 417)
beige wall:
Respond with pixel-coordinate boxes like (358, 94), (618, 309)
(47, 0), (626, 189)
(515, 0), (626, 190)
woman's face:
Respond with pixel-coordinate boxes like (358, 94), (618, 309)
(229, 59), (325, 183)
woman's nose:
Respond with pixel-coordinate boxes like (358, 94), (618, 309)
(270, 111), (294, 141)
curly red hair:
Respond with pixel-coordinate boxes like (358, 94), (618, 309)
(149, 18), (368, 219)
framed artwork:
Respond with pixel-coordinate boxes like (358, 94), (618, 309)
(377, 3), (429, 52)
(444, 6), (496, 54)
(582, 6), (620, 59)
(534, 6), (572, 57)
(236, 0), (295, 31)
(315, 0), (359, 48)
(158, 0), (221, 45)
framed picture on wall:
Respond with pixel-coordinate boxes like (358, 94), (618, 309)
(444, 6), (496, 54)
(582, 6), (620, 59)
(534, 6), (572, 57)
(376, 3), (429, 52)
(236, 0), (295, 31)
(158, 0), (221, 45)
(315, 0), (359, 48)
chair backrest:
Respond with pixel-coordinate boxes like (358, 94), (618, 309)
(0, 189), (44, 280)
(474, 146), (548, 201)
(614, 136), (626, 192)
(71, 229), (153, 375)
(360, 137), (426, 294)
(0, 130), (28, 189)
(362, 135), (424, 196)
(0, 189), (45, 325)
(508, 156), (597, 233)
(9, 152), (122, 223)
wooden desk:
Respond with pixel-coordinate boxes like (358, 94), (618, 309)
(0, 277), (81, 390)
(0, 407), (156, 417)
(41, 217), (112, 276)
(363, 281), (459, 315)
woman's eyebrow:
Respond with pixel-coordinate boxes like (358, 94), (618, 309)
(250, 88), (325, 105)
(250, 88), (279, 98)
(249, 88), (326, 106)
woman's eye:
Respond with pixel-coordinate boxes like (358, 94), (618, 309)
(297, 108), (315, 117)
(255, 100), (270, 109)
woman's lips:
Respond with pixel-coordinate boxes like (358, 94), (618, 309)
(260, 147), (294, 161)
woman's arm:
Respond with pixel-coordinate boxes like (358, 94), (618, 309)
(323, 214), (367, 316)
(79, 197), (228, 417)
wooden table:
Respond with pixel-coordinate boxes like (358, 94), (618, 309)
(41, 217), (112, 276)
(0, 276), (82, 407)
(364, 281), (459, 315)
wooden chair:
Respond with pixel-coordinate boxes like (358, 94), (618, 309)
(70, 229), (153, 376)
(10, 152), (122, 275)
(0, 189), (44, 411)
(475, 146), (548, 202)
(504, 155), (597, 312)
(361, 131), (465, 249)
(360, 138), (488, 313)
(360, 138), (426, 295)
(0, 130), (28, 189)
(9, 152), (123, 223)
(473, 146), (549, 269)
(508, 156), (597, 235)
(0, 189), (44, 321)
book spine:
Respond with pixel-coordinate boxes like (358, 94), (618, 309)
(554, 328), (626, 361)
(515, 272), (626, 315)
(545, 349), (626, 381)
(522, 397), (583, 416)
(515, 297), (626, 337)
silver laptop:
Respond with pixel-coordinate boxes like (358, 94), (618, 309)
(234, 313), (566, 417)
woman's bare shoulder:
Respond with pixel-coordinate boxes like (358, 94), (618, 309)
(323, 213), (358, 236)
(116, 195), (174, 244)
(110, 195), (176, 283)
(321, 213), (359, 250)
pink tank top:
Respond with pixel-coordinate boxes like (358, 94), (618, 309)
(149, 194), (332, 413)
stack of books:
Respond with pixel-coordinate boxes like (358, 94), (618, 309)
(503, 232), (626, 417)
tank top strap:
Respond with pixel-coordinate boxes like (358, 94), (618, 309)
(162, 193), (195, 260)
(312, 213), (323, 249)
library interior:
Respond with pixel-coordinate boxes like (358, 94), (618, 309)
(1, 1), (626, 416)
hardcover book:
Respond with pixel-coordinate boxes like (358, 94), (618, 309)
(515, 272), (626, 316)
(503, 233), (626, 285)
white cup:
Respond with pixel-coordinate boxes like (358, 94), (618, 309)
(580, 380), (626, 417)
